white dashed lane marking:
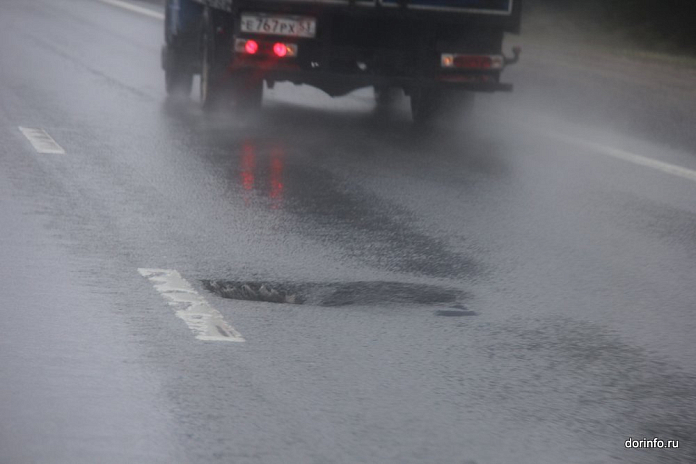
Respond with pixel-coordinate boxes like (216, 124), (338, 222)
(19, 127), (66, 154)
(138, 269), (245, 343)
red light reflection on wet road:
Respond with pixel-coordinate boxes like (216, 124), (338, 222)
(241, 142), (256, 191)
(238, 141), (284, 208)
(270, 146), (284, 209)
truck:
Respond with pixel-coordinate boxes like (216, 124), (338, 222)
(161, 0), (521, 123)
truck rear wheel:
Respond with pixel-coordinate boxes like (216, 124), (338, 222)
(374, 86), (400, 107)
(199, 11), (227, 111)
(201, 53), (262, 111)
(410, 88), (474, 126)
(232, 76), (263, 111)
(163, 46), (194, 97)
(410, 88), (441, 125)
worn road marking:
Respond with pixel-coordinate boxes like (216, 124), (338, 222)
(532, 129), (696, 183)
(138, 269), (245, 342)
(97, 0), (164, 20)
(19, 127), (66, 154)
(554, 133), (696, 183)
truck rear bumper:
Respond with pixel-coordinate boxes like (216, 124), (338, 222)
(228, 62), (513, 96)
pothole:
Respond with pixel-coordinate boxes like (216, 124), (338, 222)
(202, 280), (467, 308)
(435, 309), (478, 317)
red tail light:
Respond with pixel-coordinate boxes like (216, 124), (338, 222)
(244, 40), (259, 55)
(273, 43), (288, 58)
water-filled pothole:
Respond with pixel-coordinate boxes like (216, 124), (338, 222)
(202, 280), (467, 308)
(435, 309), (478, 317)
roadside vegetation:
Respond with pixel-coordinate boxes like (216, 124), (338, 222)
(525, 0), (695, 59)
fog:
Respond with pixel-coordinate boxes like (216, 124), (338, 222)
(524, 0), (695, 55)
(1, 0), (695, 463)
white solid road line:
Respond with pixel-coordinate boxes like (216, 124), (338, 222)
(97, 0), (164, 20)
(545, 131), (696, 183)
(19, 127), (66, 154)
(138, 268), (245, 342)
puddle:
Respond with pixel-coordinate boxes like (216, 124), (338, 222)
(202, 280), (467, 308)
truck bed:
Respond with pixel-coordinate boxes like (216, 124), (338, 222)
(191, 0), (519, 28)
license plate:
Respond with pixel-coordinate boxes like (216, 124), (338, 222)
(240, 14), (317, 38)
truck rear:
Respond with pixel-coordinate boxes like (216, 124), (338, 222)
(162, 0), (521, 122)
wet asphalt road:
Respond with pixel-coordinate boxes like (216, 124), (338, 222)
(1, 1), (696, 463)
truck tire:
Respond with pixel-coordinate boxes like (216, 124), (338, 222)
(163, 46), (194, 97)
(232, 75), (263, 111)
(199, 8), (231, 111)
(374, 86), (399, 107)
(410, 88), (473, 126)
(410, 88), (441, 125)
